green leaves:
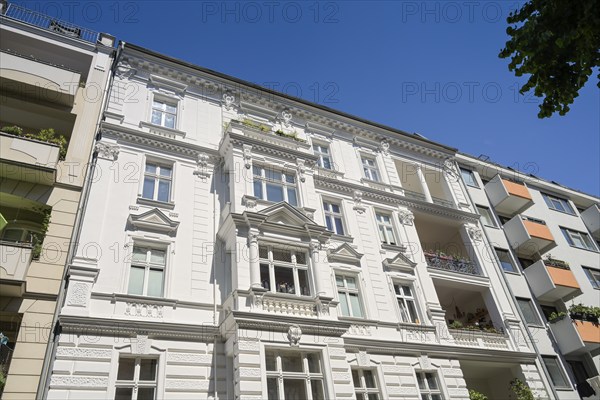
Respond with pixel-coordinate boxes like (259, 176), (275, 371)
(499, 0), (600, 118)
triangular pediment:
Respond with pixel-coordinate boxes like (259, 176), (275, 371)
(128, 208), (179, 234)
(260, 202), (317, 228)
(327, 243), (363, 264)
(383, 253), (416, 272)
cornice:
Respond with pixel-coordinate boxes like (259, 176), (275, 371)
(224, 131), (318, 163)
(230, 311), (351, 337)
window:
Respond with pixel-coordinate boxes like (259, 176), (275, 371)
(516, 298), (541, 325)
(518, 257), (535, 269)
(362, 157), (381, 182)
(460, 168), (478, 187)
(561, 228), (597, 251)
(128, 246), (166, 297)
(115, 356), (158, 400)
(542, 193), (575, 215)
(583, 267), (600, 289)
(142, 163), (172, 203)
(336, 275), (364, 318)
(375, 213), (397, 246)
(151, 98), (177, 128)
(323, 201), (345, 235)
(353, 369), (381, 400)
(477, 205), (497, 227)
(264, 350), (325, 400)
(394, 283), (419, 323)
(259, 246), (310, 296)
(416, 371), (443, 400)
(497, 214), (511, 225)
(253, 166), (298, 206)
(542, 356), (569, 388)
(540, 305), (558, 321)
(495, 248), (516, 272)
(313, 143), (332, 170)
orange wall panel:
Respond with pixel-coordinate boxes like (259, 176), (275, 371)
(502, 179), (532, 200)
(547, 266), (580, 289)
(575, 321), (600, 344)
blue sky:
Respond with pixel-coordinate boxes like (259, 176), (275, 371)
(15, 1), (599, 196)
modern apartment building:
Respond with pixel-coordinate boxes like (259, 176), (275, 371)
(36, 40), (573, 400)
(457, 154), (600, 399)
(0, 3), (114, 399)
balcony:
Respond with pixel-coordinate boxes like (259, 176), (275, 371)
(449, 328), (511, 350)
(0, 132), (60, 184)
(504, 215), (556, 257)
(485, 175), (533, 216)
(524, 259), (580, 301)
(0, 50), (80, 107)
(550, 317), (600, 355)
(424, 252), (481, 276)
(0, 242), (33, 283)
(581, 204), (600, 240)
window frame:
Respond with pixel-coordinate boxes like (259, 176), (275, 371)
(393, 281), (421, 324)
(253, 165), (299, 206)
(583, 266), (600, 289)
(127, 245), (167, 298)
(264, 349), (326, 400)
(541, 356), (571, 389)
(361, 156), (381, 182)
(375, 212), (398, 246)
(516, 297), (542, 326)
(542, 193), (575, 215)
(150, 97), (178, 129)
(560, 227), (597, 251)
(259, 245), (311, 296)
(495, 248), (517, 273)
(313, 143), (333, 170)
(476, 205), (497, 228)
(141, 161), (173, 203)
(114, 356), (159, 400)
(352, 368), (382, 400)
(323, 200), (346, 236)
(460, 168), (479, 188)
(335, 273), (365, 318)
(415, 371), (444, 400)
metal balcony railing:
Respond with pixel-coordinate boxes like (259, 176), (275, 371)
(425, 253), (481, 276)
(4, 3), (99, 44)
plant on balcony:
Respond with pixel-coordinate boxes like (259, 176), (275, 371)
(509, 379), (536, 400)
(2, 125), (68, 160)
(274, 129), (307, 143)
(241, 118), (271, 132)
(448, 320), (464, 329)
(568, 304), (600, 323)
(31, 208), (51, 260)
(548, 311), (567, 323)
(1, 125), (23, 136)
(469, 389), (488, 400)
(0, 370), (5, 392)
(543, 254), (570, 269)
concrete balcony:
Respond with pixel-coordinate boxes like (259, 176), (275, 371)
(0, 242), (33, 283)
(550, 317), (600, 355)
(485, 175), (533, 216)
(581, 204), (600, 240)
(504, 215), (556, 257)
(449, 329), (511, 350)
(0, 132), (59, 184)
(524, 260), (581, 301)
(0, 50), (80, 107)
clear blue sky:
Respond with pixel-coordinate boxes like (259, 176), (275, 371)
(16, 1), (599, 196)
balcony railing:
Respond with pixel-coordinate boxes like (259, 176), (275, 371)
(402, 188), (427, 202)
(4, 3), (99, 43)
(424, 253), (481, 276)
(432, 196), (456, 209)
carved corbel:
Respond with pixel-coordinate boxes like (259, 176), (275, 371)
(398, 209), (415, 226)
(353, 190), (366, 214)
(193, 152), (211, 178)
(94, 141), (120, 161)
(242, 144), (252, 169)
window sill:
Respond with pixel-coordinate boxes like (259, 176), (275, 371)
(330, 234), (354, 243)
(360, 178), (390, 189)
(338, 316), (378, 324)
(566, 244), (599, 254)
(314, 166), (344, 178)
(137, 197), (175, 210)
(547, 208), (576, 217)
(139, 121), (186, 138)
(381, 243), (407, 252)
(503, 270), (521, 276)
(483, 224), (499, 229)
(465, 183), (480, 189)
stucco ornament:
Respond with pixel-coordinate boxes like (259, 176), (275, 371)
(280, 109), (293, 127)
(94, 141), (120, 161)
(353, 190), (366, 214)
(243, 144), (252, 169)
(379, 139), (390, 155)
(398, 210), (415, 225)
(467, 225), (483, 241)
(222, 92), (235, 110)
(287, 324), (302, 346)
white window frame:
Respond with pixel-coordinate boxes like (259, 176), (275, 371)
(542, 356), (571, 389)
(313, 143), (333, 170)
(264, 349), (326, 400)
(542, 193), (575, 215)
(516, 297), (542, 326)
(583, 266), (600, 289)
(560, 227), (597, 251)
(114, 356), (159, 400)
(415, 371), (444, 400)
(352, 368), (382, 400)
(460, 168), (478, 188)
(323, 200), (346, 236)
(253, 165), (299, 206)
(495, 248), (517, 273)
(141, 160), (173, 203)
(150, 97), (178, 129)
(375, 212), (398, 246)
(259, 245), (311, 296)
(335, 273), (365, 318)
(127, 245), (167, 297)
(476, 205), (497, 227)
(361, 156), (381, 182)
(393, 281), (421, 324)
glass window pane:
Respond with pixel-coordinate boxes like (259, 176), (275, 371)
(285, 174), (295, 184)
(274, 266), (294, 294)
(417, 374), (426, 389)
(157, 180), (170, 202)
(149, 249), (166, 265)
(152, 100), (163, 109)
(253, 166), (262, 177)
(281, 353), (302, 372)
(142, 177), (156, 199)
(132, 247), (147, 263)
(127, 266), (145, 295)
(518, 299), (540, 325)
(151, 110), (162, 125)
(295, 252), (306, 265)
(307, 353), (321, 373)
(426, 373), (438, 389)
(334, 217), (345, 235)
(298, 269), (309, 296)
(431, 395), (442, 400)
(116, 358), (135, 380)
(145, 164), (157, 174)
(363, 370), (376, 388)
(266, 169), (282, 182)
(346, 277), (356, 289)
(338, 293), (350, 316)
(273, 249), (292, 262)
(349, 293), (363, 317)
(253, 180), (263, 199)
(159, 166), (172, 177)
(260, 264), (270, 290)
(287, 188), (298, 206)
(266, 183), (284, 202)
(283, 378), (307, 400)
(325, 215), (334, 231)
(331, 204), (340, 213)
(368, 394), (379, 400)
(139, 359), (157, 381)
(164, 114), (175, 128)
(115, 387), (133, 400)
(336, 275), (345, 287)
(147, 269), (164, 297)
(322, 157), (331, 169)
(407, 300), (419, 323)
(311, 380), (325, 400)
(165, 104), (177, 113)
(371, 170), (380, 182)
(544, 357), (568, 387)
(137, 387), (155, 400)
(267, 377), (278, 400)
(265, 351), (277, 371)
(402, 286), (412, 296)
(352, 370), (360, 387)
(259, 246), (269, 259)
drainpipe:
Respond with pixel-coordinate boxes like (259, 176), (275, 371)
(213, 163), (219, 400)
(454, 160), (559, 400)
(37, 40), (124, 400)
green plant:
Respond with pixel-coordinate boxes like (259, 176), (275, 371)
(469, 389), (488, 400)
(543, 254), (570, 269)
(548, 311), (567, 323)
(2, 125), (24, 136)
(449, 320), (463, 329)
(509, 378), (536, 400)
(31, 208), (51, 260)
(26, 128), (68, 160)
(241, 118), (271, 132)
(0, 369), (6, 392)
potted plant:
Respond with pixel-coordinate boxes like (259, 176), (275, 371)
(569, 303), (587, 320)
(448, 320), (463, 329)
(509, 378), (536, 400)
(543, 254), (570, 270)
(547, 311), (567, 323)
(469, 389), (488, 400)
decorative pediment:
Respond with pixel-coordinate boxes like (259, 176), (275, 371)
(128, 208), (179, 234)
(383, 253), (416, 272)
(327, 243), (363, 264)
(260, 202), (318, 227)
